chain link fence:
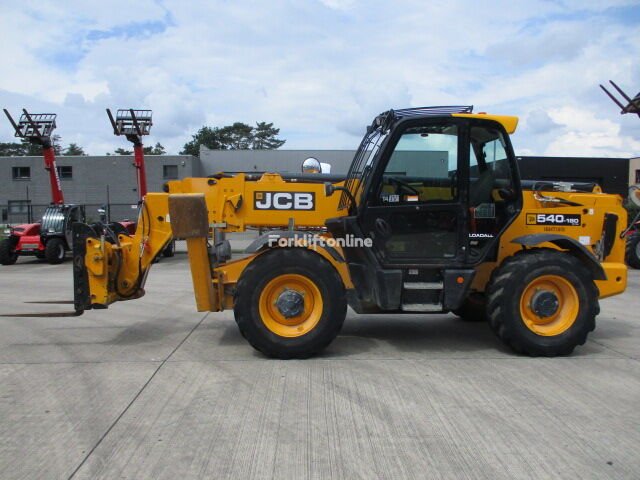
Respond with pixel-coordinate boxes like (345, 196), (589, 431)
(0, 203), (260, 254)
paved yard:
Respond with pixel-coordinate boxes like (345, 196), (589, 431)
(0, 256), (638, 479)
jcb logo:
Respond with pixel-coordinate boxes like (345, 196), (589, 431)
(254, 191), (315, 210)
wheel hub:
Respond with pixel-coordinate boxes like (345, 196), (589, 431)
(275, 289), (305, 318)
(530, 290), (559, 318)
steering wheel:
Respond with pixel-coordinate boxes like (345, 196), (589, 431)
(389, 177), (420, 196)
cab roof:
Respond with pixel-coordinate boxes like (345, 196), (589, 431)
(371, 106), (519, 134)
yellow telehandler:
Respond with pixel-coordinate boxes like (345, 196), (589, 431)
(30, 106), (635, 358)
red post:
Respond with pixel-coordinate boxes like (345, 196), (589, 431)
(133, 144), (148, 198)
(43, 145), (64, 204)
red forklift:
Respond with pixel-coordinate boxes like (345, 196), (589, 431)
(600, 80), (640, 268)
(106, 108), (174, 256)
(0, 109), (85, 265)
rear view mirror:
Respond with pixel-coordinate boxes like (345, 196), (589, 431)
(324, 182), (336, 197)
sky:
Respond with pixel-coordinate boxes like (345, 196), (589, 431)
(0, 0), (639, 158)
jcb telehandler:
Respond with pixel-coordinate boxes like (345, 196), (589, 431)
(28, 106), (631, 358)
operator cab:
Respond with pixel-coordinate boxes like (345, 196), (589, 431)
(41, 204), (85, 248)
(326, 106), (522, 313)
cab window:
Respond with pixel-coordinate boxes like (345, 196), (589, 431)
(469, 126), (514, 208)
(377, 124), (458, 205)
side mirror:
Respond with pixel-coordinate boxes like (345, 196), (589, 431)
(325, 183), (358, 213)
(302, 157), (321, 174)
(324, 182), (336, 197)
(629, 185), (640, 208)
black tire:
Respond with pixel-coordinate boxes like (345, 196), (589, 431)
(626, 233), (640, 269)
(0, 239), (18, 265)
(234, 248), (347, 359)
(44, 238), (66, 264)
(486, 249), (598, 356)
(162, 240), (176, 257)
(453, 292), (487, 322)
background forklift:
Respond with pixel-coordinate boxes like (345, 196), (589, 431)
(600, 80), (640, 269)
(106, 108), (175, 257)
(0, 109), (84, 265)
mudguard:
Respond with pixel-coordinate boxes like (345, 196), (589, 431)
(511, 233), (606, 280)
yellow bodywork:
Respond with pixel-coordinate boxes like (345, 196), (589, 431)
(82, 171), (627, 314)
(470, 189), (627, 299)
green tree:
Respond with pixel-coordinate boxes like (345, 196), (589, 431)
(62, 143), (85, 155)
(113, 147), (133, 155)
(0, 142), (26, 156)
(221, 122), (254, 149)
(20, 137), (43, 155)
(181, 121), (286, 155)
(19, 134), (61, 155)
(252, 122), (285, 149)
(143, 142), (166, 155)
(181, 126), (229, 155)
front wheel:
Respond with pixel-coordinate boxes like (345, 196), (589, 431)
(626, 233), (640, 269)
(0, 239), (18, 265)
(486, 249), (599, 356)
(45, 238), (66, 264)
(234, 248), (347, 359)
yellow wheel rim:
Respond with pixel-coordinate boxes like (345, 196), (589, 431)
(259, 274), (323, 337)
(519, 275), (579, 336)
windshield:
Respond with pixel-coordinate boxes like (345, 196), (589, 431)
(340, 128), (388, 210)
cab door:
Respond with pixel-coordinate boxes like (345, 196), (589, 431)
(359, 117), (468, 267)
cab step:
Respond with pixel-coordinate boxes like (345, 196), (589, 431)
(403, 282), (443, 290)
(401, 303), (443, 312)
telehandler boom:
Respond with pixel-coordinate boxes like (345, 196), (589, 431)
(47, 106), (633, 358)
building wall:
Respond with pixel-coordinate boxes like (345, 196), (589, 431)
(1, 155), (196, 223)
(199, 147), (356, 176)
(517, 156), (630, 197)
(2, 150), (635, 224)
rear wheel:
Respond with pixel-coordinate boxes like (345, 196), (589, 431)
(45, 238), (66, 264)
(626, 233), (640, 269)
(486, 249), (598, 356)
(234, 248), (347, 359)
(0, 239), (18, 265)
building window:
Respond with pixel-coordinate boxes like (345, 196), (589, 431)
(56, 166), (73, 179)
(12, 166), (30, 180)
(8, 200), (31, 214)
(163, 165), (178, 179)
(636, 169), (640, 184)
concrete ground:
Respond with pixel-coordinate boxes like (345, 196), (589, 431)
(0, 254), (638, 480)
